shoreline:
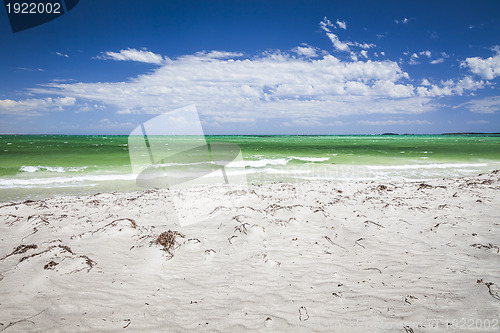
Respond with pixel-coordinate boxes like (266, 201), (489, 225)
(2, 165), (500, 204)
(1, 171), (499, 331)
(2, 133), (500, 136)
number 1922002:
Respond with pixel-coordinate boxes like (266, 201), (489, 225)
(6, 2), (61, 14)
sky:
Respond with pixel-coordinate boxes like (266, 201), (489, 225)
(1, 0), (500, 135)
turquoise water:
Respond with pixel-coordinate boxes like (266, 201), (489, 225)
(1, 134), (499, 201)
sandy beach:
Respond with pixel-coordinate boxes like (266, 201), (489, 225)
(0, 171), (499, 332)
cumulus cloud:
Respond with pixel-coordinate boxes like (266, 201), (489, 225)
(27, 39), (489, 125)
(421, 79), (431, 86)
(0, 97), (76, 115)
(320, 17), (350, 52)
(75, 103), (106, 113)
(416, 76), (484, 97)
(98, 118), (134, 129)
(293, 45), (319, 57)
(7, 18), (493, 125)
(320, 18), (374, 54)
(283, 118), (344, 127)
(462, 50), (500, 80)
(459, 96), (500, 114)
(320, 17), (346, 31)
(408, 51), (433, 65)
(33, 50), (442, 121)
(325, 33), (350, 52)
(358, 119), (432, 126)
(336, 19), (346, 30)
(395, 18), (409, 24)
(98, 48), (166, 65)
(319, 17), (334, 32)
(193, 50), (243, 59)
(408, 53), (419, 65)
(56, 52), (69, 58)
(419, 50), (432, 57)
(347, 41), (375, 49)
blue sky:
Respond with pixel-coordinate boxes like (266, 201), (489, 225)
(1, 0), (500, 135)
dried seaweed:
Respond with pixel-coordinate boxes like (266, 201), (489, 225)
(1, 244), (38, 260)
(152, 230), (185, 259)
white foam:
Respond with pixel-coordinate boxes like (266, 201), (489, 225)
(0, 173), (137, 188)
(225, 158), (289, 168)
(151, 161), (211, 168)
(20, 165), (89, 173)
(20, 166), (39, 173)
(225, 156), (329, 168)
(288, 156), (330, 162)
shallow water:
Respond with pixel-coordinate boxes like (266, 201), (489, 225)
(1, 134), (499, 201)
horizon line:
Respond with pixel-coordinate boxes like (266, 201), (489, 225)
(1, 132), (500, 136)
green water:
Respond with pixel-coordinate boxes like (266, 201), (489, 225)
(0, 135), (131, 177)
(1, 134), (499, 201)
(208, 135), (500, 164)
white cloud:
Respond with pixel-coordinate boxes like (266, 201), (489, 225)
(320, 18), (374, 54)
(346, 41), (375, 49)
(0, 97), (76, 115)
(336, 19), (347, 30)
(462, 51), (500, 80)
(325, 32), (350, 52)
(27, 42), (488, 124)
(409, 53), (419, 65)
(211, 116), (255, 123)
(293, 45), (318, 57)
(98, 118), (134, 129)
(419, 50), (432, 57)
(459, 96), (500, 114)
(395, 18), (409, 24)
(194, 50), (243, 59)
(56, 52), (69, 58)
(320, 17), (346, 31)
(75, 103), (106, 113)
(358, 119), (432, 126)
(430, 58), (445, 64)
(320, 17), (350, 52)
(98, 48), (165, 65)
(16, 67), (45, 72)
(407, 50), (448, 65)
(416, 76), (484, 97)
(33, 50), (441, 121)
(408, 51), (435, 65)
(319, 17), (334, 32)
(283, 118), (344, 127)
(8, 19), (493, 125)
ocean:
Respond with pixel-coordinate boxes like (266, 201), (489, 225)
(1, 134), (499, 202)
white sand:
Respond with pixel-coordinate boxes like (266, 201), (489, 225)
(1, 172), (499, 332)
